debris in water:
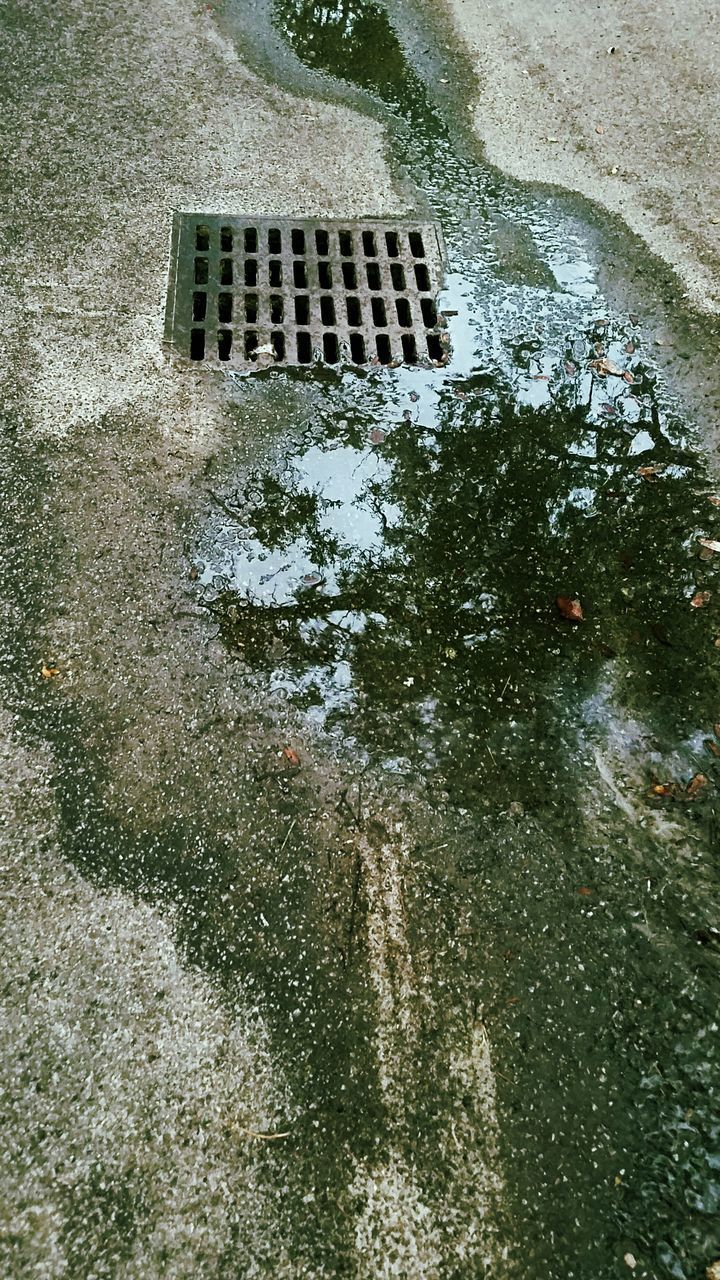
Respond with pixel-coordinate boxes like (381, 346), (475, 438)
(686, 773), (709, 798)
(40, 663), (60, 678)
(698, 538), (720, 554)
(691, 591), (711, 608)
(282, 746), (301, 767)
(588, 357), (622, 376)
(637, 465), (664, 481)
(556, 595), (584, 623)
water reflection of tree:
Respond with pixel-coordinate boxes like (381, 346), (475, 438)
(273, 0), (417, 107)
(206, 358), (720, 800)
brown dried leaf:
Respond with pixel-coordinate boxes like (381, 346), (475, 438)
(589, 357), (622, 376)
(699, 538), (720, 554)
(708, 496), (720, 508)
(691, 591), (711, 609)
(650, 783), (674, 798)
(282, 746), (301, 767)
(556, 595), (584, 623)
(704, 738), (720, 758)
(637, 465), (664, 480)
(40, 664), (60, 679)
(577, 886), (592, 896)
(687, 772), (709, 797)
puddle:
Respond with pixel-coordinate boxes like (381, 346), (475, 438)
(194, 1), (720, 1275)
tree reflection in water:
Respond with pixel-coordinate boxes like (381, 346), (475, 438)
(204, 320), (720, 806)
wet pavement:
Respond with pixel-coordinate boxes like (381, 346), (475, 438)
(1, 0), (720, 1277)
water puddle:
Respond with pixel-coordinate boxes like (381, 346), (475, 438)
(194, 1), (720, 1275)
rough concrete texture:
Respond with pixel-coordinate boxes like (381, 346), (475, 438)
(0, 714), (297, 1278)
(1, 1), (505, 1274)
(441, 0), (720, 312)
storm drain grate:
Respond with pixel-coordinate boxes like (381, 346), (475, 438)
(164, 214), (449, 370)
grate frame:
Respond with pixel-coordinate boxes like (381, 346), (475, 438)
(164, 213), (448, 370)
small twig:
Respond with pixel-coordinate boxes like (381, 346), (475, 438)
(279, 818), (297, 854)
(486, 745), (498, 768)
(207, 488), (242, 522)
(240, 1128), (291, 1141)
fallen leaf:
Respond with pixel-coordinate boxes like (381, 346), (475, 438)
(532, 374), (550, 381)
(589, 357), (622, 376)
(699, 538), (720, 554)
(369, 428), (386, 444)
(708, 496), (720, 508)
(577, 886), (592, 896)
(706, 1259), (720, 1280)
(40, 664), (60, 678)
(704, 738), (720, 758)
(624, 340), (637, 354)
(556, 595), (584, 623)
(599, 402), (618, 417)
(282, 746), (301, 767)
(691, 591), (711, 608)
(596, 124), (605, 135)
(564, 360), (577, 376)
(687, 772), (709, 797)
(650, 783), (674, 797)
(714, 723), (720, 740)
(637, 465), (664, 480)
(409, 391), (419, 402)
(622, 371), (635, 384)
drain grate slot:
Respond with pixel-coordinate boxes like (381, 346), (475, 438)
(165, 214), (448, 370)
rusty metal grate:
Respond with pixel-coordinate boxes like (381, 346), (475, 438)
(164, 214), (448, 370)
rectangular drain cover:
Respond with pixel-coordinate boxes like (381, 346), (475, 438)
(164, 213), (448, 370)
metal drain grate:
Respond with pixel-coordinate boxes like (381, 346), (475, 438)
(164, 213), (448, 370)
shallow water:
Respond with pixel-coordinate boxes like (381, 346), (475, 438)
(199, 1), (720, 1275)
